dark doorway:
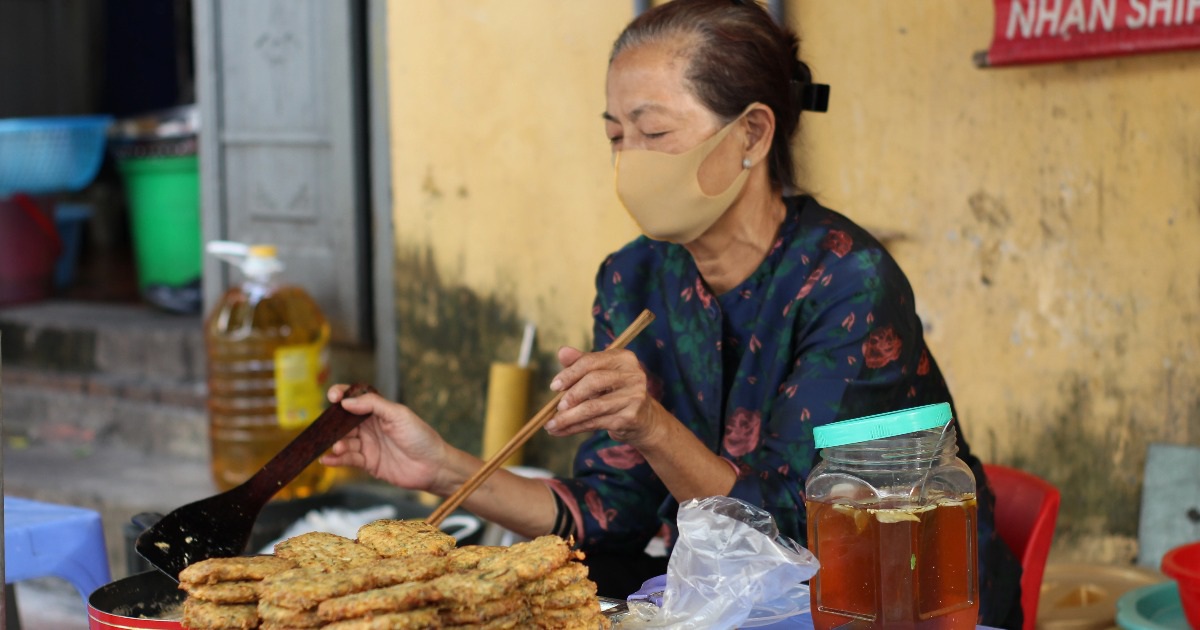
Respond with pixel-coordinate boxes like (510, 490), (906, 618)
(0, 0), (195, 305)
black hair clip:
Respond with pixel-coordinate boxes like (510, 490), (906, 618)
(800, 83), (830, 112)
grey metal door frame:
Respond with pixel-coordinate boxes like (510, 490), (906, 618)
(194, 0), (396, 398)
(367, 0), (396, 399)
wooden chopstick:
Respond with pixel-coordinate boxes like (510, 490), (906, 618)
(426, 309), (656, 527)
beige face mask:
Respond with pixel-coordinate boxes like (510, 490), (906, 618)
(614, 114), (750, 244)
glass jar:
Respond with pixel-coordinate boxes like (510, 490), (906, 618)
(805, 403), (979, 630)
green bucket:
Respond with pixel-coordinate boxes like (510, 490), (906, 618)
(118, 154), (201, 290)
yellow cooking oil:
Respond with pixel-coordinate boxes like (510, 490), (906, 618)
(204, 242), (341, 499)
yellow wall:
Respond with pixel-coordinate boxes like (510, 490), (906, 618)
(388, 2), (637, 340)
(387, 1), (1200, 561)
(794, 2), (1200, 561)
(386, 2), (639, 472)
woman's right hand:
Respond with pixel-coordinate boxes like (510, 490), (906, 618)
(320, 384), (449, 493)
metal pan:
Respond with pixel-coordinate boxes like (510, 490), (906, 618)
(87, 569), (184, 630)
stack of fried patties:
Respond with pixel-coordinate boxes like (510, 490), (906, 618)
(487, 537), (608, 630)
(270, 519), (607, 629)
(255, 527), (418, 629)
(434, 535), (608, 630)
(177, 555), (297, 630)
(179, 518), (610, 629)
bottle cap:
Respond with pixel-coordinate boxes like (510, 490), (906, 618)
(248, 244), (278, 258)
(813, 402), (952, 449)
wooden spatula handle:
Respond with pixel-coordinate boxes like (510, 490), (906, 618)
(243, 384), (375, 502)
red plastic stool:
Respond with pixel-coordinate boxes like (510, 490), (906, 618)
(4, 495), (112, 625)
(984, 464), (1061, 630)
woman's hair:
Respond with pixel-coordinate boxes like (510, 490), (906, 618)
(611, 0), (813, 192)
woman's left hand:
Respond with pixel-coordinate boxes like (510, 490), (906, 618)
(545, 346), (665, 445)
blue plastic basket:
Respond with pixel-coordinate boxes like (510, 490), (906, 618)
(0, 115), (113, 197)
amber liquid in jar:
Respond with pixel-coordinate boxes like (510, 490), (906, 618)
(206, 285), (340, 500)
(807, 494), (979, 630)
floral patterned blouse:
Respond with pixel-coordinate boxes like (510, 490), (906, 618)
(546, 196), (1020, 623)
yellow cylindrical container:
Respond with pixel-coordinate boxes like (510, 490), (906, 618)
(481, 362), (532, 467)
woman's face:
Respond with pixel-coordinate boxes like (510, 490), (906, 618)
(605, 40), (746, 196)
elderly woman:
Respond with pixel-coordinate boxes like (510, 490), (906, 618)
(323, 0), (1022, 627)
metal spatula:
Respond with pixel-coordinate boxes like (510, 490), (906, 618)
(136, 384), (375, 580)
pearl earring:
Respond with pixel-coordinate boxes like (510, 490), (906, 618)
(742, 157), (752, 169)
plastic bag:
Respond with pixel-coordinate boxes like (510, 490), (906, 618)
(619, 496), (819, 629)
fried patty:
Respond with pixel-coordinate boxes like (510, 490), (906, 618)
(439, 595), (524, 624)
(445, 545), (506, 572)
(357, 519), (457, 558)
(317, 580), (444, 622)
(180, 598), (259, 630)
(257, 600), (323, 628)
(259, 566), (349, 610)
(321, 606), (443, 630)
(476, 535), (576, 582)
(273, 531), (382, 570)
(431, 568), (520, 606)
(370, 554), (453, 586)
(180, 580), (261, 604)
(528, 579), (598, 613)
(535, 602), (610, 630)
(258, 552), (449, 613)
(178, 555), (297, 585)
(519, 561), (589, 596)
(444, 608), (529, 630)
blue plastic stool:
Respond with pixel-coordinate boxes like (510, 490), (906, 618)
(4, 496), (112, 603)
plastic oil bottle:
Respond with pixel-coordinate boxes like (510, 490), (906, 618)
(204, 241), (336, 499)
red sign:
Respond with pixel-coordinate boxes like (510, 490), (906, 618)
(983, 0), (1200, 66)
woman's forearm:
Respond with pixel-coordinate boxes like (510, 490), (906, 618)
(430, 446), (561, 539)
(635, 401), (738, 502)
(424, 404), (734, 541)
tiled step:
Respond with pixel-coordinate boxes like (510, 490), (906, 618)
(0, 300), (206, 381)
(1, 300), (208, 460)
(2, 367), (207, 460)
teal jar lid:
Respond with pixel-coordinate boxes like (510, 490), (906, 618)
(813, 403), (952, 448)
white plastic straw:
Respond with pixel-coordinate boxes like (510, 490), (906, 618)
(517, 322), (536, 368)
